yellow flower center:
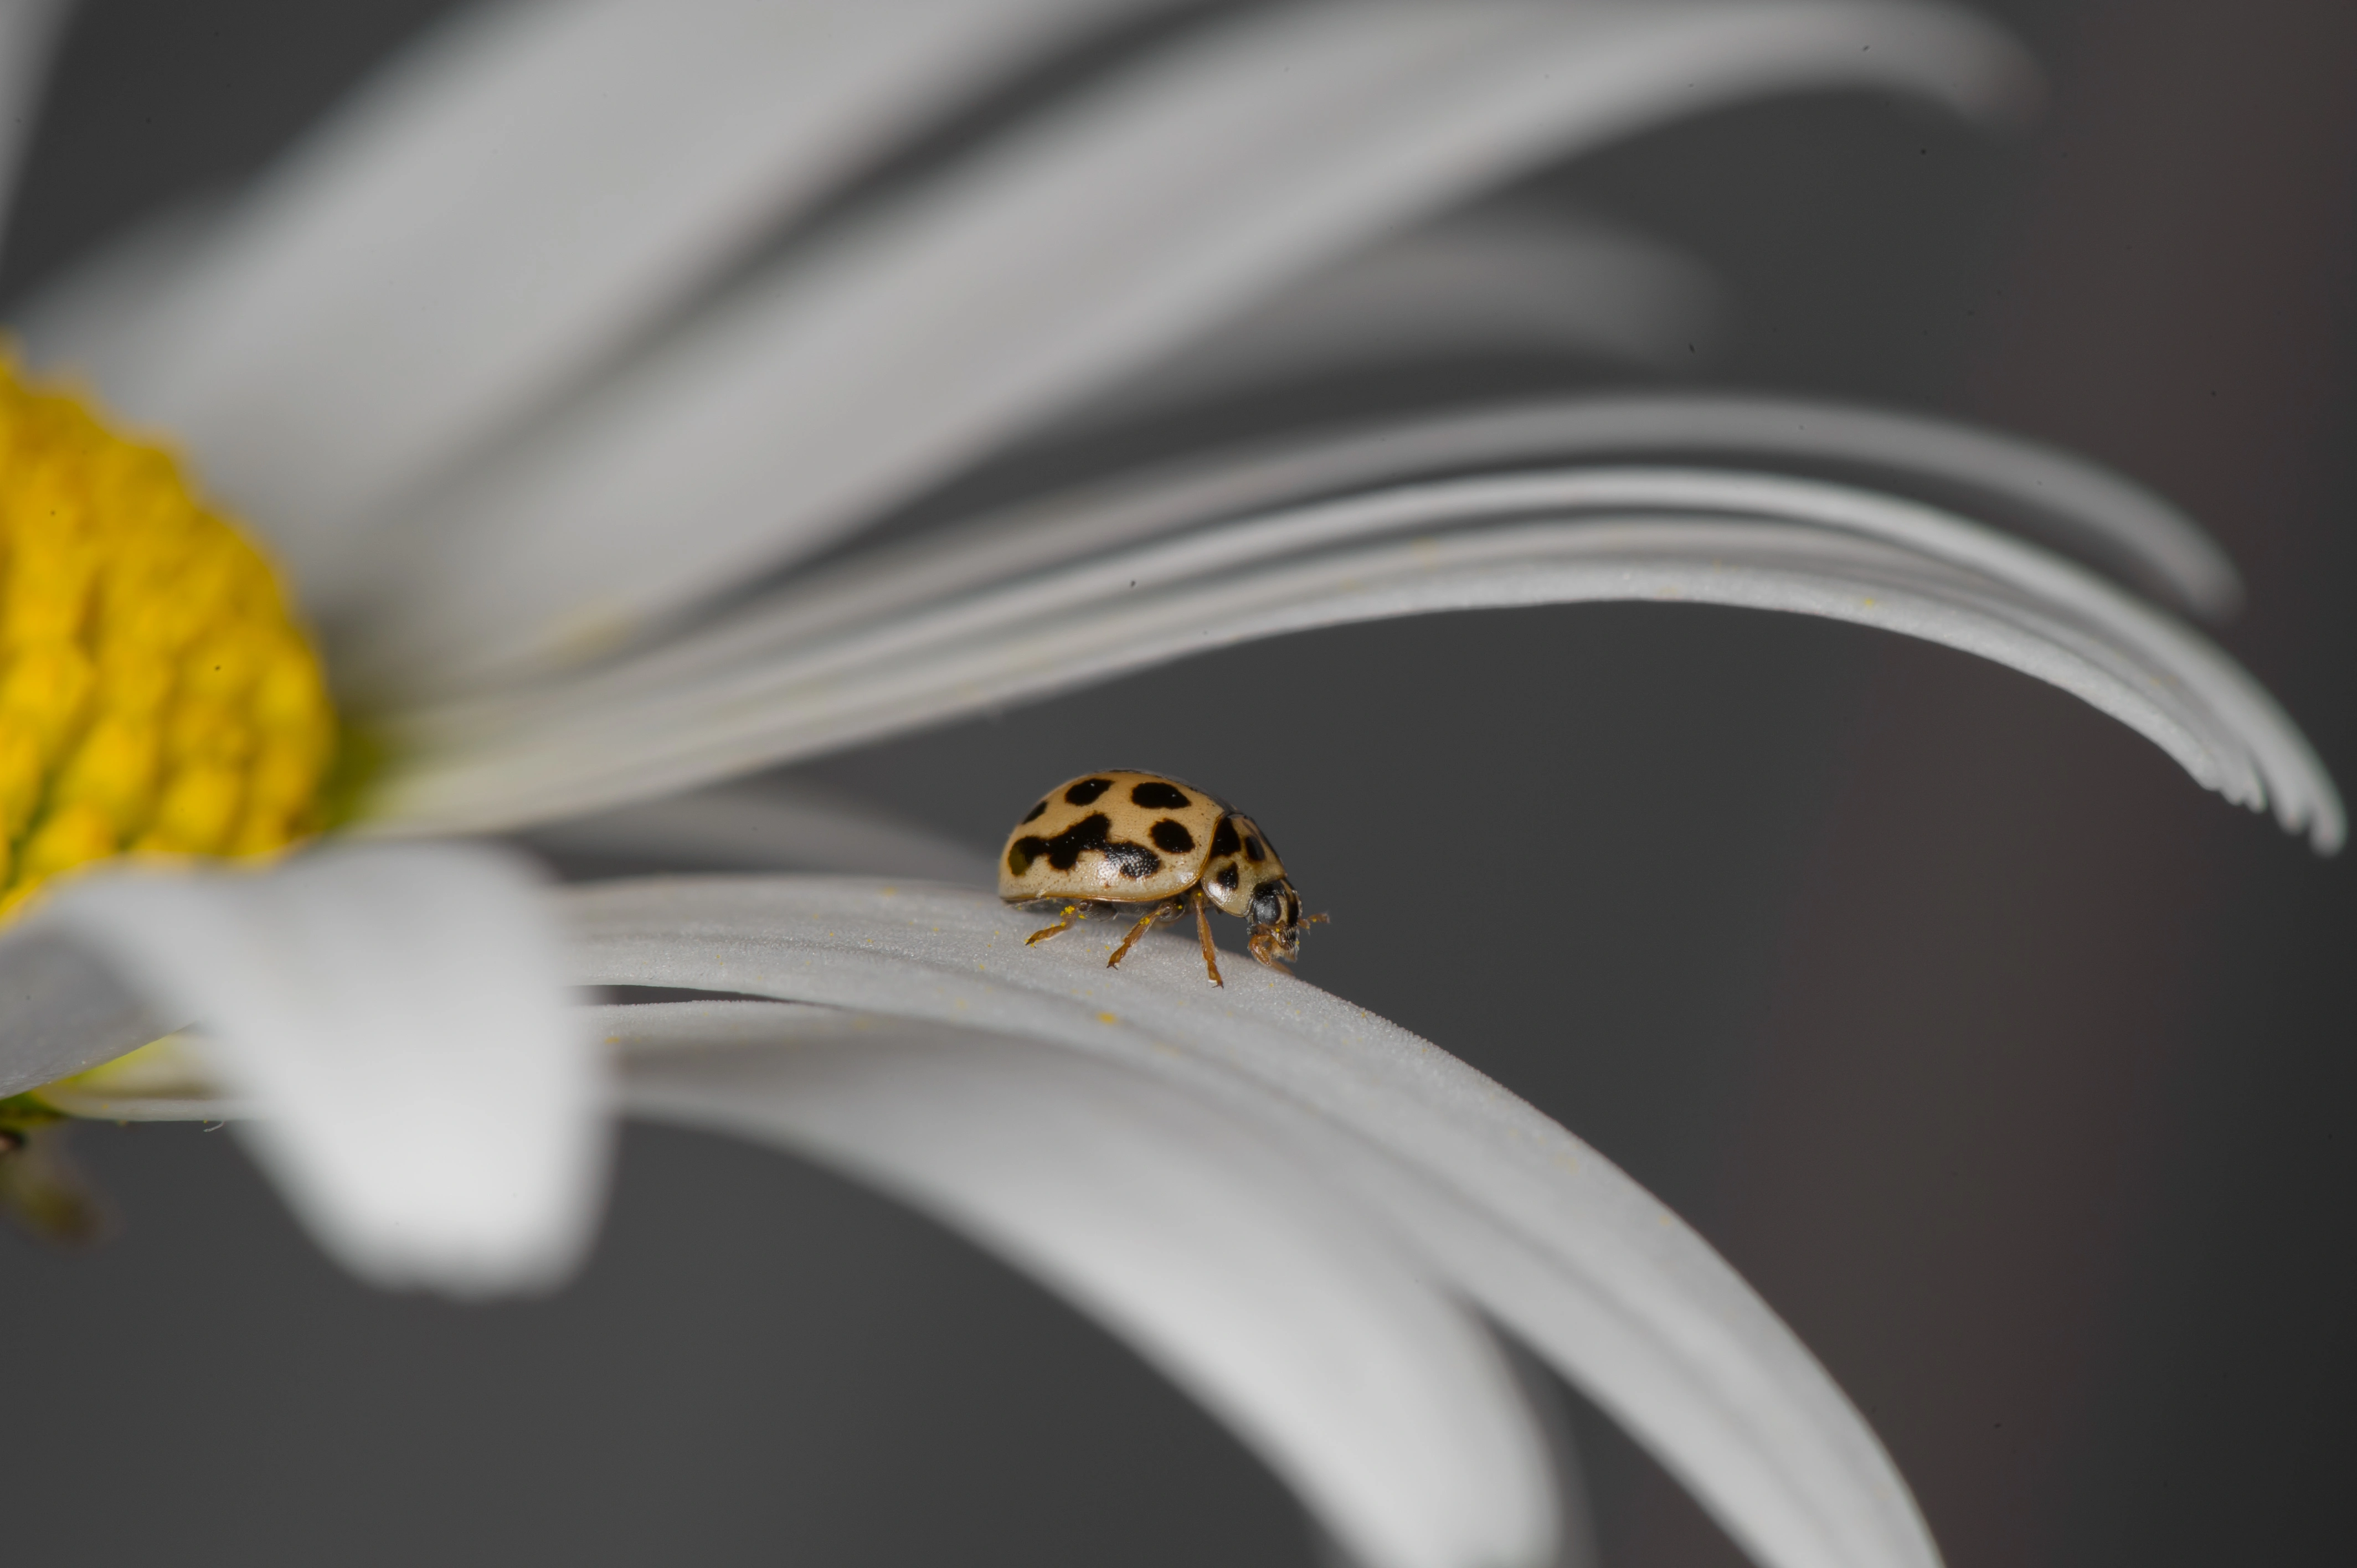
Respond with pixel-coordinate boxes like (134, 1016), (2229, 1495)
(0, 362), (334, 919)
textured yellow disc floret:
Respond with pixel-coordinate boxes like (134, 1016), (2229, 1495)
(0, 363), (334, 917)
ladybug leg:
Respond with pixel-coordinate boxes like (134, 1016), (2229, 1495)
(1025, 902), (1088, 946)
(1190, 888), (1224, 988)
(1105, 900), (1178, 970)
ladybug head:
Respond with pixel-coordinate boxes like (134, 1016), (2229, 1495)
(1245, 876), (1323, 969)
(1198, 812), (1325, 968)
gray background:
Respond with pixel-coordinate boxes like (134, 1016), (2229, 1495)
(0, 3), (2349, 1565)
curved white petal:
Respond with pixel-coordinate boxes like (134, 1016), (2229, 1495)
(615, 998), (1557, 1568)
(1076, 208), (1722, 423)
(20, 844), (603, 1296)
(517, 778), (994, 883)
(47, 0), (1157, 602)
(345, 0), (2032, 689)
(562, 875), (1943, 1568)
(642, 391), (2241, 654)
(58, 990), (1569, 1566)
(381, 470), (2341, 852)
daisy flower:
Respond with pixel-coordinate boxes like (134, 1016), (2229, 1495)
(0, 6), (2337, 1568)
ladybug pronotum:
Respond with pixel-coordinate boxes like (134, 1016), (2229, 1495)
(999, 770), (1322, 987)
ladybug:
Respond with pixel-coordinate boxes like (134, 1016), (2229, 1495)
(999, 770), (1322, 987)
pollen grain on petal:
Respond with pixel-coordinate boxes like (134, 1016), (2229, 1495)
(0, 364), (338, 916)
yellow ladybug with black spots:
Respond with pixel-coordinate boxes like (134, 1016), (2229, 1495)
(999, 770), (1321, 987)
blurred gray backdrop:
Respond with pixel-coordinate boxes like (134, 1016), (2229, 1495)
(1, 3), (2348, 1565)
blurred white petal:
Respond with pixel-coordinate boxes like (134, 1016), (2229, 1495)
(0, 0), (67, 259)
(35, 1031), (262, 1121)
(1080, 207), (1723, 420)
(564, 875), (1943, 1568)
(14, 193), (228, 391)
(0, 924), (172, 1096)
(385, 470), (2340, 851)
(616, 999), (1558, 1568)
(24, 844), (603, 1296)
(517, 778), (994, 882)
(41, 0), (1159, 601)
(344, 0), (2032, 689)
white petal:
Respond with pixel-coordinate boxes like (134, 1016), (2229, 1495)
(620, 390), (2243, 654)
(516, 778), (994, 883)
(32, 1030), (260, 1122)
(0, 924), (173, 1096)
(345, 0), (2032, 689)
(23, 844), (604, 1296)
(381, 470), (2341, 851)
(46, 0), (1155, 603)
(28, 989), (1577, 1562)
(0, 0), (68, 259)
(14, 194), (229, 395)
(1076, 207), (1722, 422)
(614, 998), (1557, 1568)
(562, 875), (1943, 1568)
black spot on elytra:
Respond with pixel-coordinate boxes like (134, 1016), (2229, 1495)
(1106, 844), (1160, 878)
(1243, 835), (1265, 863)
(1013, 812), (1161, 880)
(1021, 798), (1048, 823)
(1209, 818), (1241, 858)
(1064, 777), (1113, 806)
(1214, 865), (1239, 894)
(1150, 818), (1195, 853)
(1130, 781), (1191, 809)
